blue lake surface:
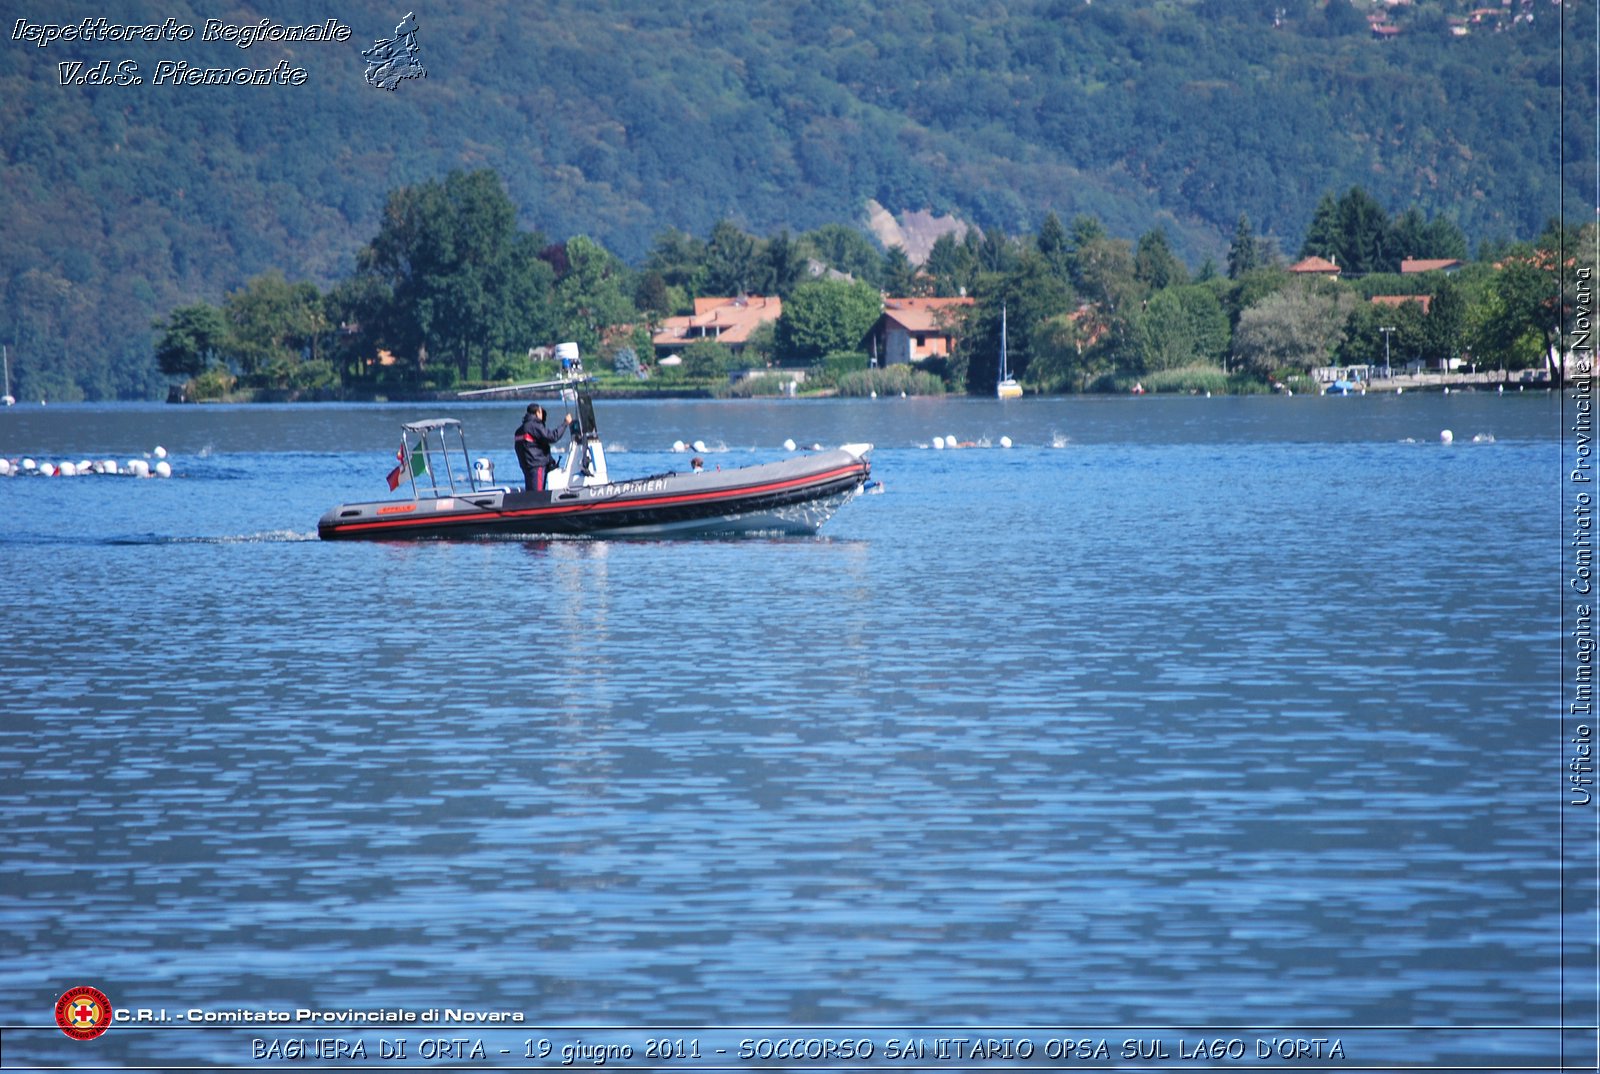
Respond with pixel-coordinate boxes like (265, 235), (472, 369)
(0, 392), (1584, 1069)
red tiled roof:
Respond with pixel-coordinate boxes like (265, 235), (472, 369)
(1289, 256), (1341, 275)
(1400, 258), (1463, 273)
(653, 296), (782, 347)
(878, 296), (973, 333)
(1370, 294), (1433, 314)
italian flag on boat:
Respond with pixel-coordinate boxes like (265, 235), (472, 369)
(385, 440), (428, 490)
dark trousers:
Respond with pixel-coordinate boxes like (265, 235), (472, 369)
(517, 446), (548, 492)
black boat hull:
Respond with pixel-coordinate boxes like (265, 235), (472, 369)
(318, 449), (870, 540)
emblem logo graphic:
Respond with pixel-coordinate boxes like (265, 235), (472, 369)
(55, 985), (113, 1040)
(363, 12), (427, 91)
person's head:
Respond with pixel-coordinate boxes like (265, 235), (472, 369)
(691, 456), (704, 470)
(529, 404), (546, 421)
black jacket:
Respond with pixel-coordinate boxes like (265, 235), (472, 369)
(515, 413), (568, 465)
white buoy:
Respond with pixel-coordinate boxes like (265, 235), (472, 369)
(128, 459), (150, 478)
(932, 436), (946, 450)
(691, 439), (707, 453)
(154, 460), (172, 478)
(1396, 387), (1403, 395)
(999, 436), (1013, 448)
(870, 390), (878, 398)
(101, 460), (118, 475)
(946, 432), (958, 447)
(59, 462), (78, 477)
(783, 438), (796, 452)
(22, 457), (36, 472)
(40, 462), (56, 476)
(1440, 429), (1454, 444)
(671, 440), (686, 453)
(153, 445), (168, 459)
(0, 459), (9, 476)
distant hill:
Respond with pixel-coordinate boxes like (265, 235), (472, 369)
(1, 0), (1588, 399)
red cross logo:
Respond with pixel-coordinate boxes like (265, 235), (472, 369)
(55, 985), (112, 1041)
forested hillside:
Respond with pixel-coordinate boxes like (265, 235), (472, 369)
(1, 0), (1589, 399)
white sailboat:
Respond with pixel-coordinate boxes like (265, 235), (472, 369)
(996, 304), (1022, 399)
(2, 345), (14, 406)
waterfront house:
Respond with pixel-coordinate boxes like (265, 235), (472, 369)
(651, 295), (782, 359)
(860, 296), (974, 366)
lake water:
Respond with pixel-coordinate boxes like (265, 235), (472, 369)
(0, 391), (1587, 1070)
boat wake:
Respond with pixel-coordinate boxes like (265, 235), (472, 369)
(105, 530), (321, 545)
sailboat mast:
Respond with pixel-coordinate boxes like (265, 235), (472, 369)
(999, 304), (1008, 383)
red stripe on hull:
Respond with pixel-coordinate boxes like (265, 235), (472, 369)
(321, 461), (868, 539)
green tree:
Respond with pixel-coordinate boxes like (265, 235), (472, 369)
(1233, 280), (1357, 375)
(1227, 213), (1262, 280)
(802, 224), (884, 286)
(1424, 276), (1467, 364)
(976, 227), (1018, 274)
(554, 235), (635, 355)
(1481, 244), (1564, 375)
(705, 219), (760, 295)
(1300, 186), (1397, 275)
(153, 303), (229, 379)
(325, 272), (394, 385)
(356, 169), (542, 382)
(644, 228), (707, 293)
(923, 231), (977, 297)
(775, 278), (883, 366)
(1134, 284), (1230, 372)
(1072, 235), (1144, 369)
(1134, 228), (1187, 291)
(681, 338), (734, 379)
(1036, 211), (1073, 282)
(635, 270), (672, 318)
(1025, 312), (1096, 393)
(758, 230), (808, 297)
(881, 245), (919, 296)
(221, 271), (325, 386)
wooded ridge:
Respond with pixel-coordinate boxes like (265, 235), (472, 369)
(1, 0), (1586, 399)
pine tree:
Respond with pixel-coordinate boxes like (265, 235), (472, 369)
(1227, 213), (1261, 279)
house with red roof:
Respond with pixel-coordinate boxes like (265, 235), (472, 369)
(651, 295), (782, 358)
(860, 296), (974, 366)
(1288, 255), (1342, 278)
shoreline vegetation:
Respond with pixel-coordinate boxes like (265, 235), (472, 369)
(170, 365), (1553, 405)
(142, 172), (1583, 407)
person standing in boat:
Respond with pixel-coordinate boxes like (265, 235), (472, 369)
(514, 403), (572, 492)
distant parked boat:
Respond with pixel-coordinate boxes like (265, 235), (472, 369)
(997, 305), (1022, 399)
